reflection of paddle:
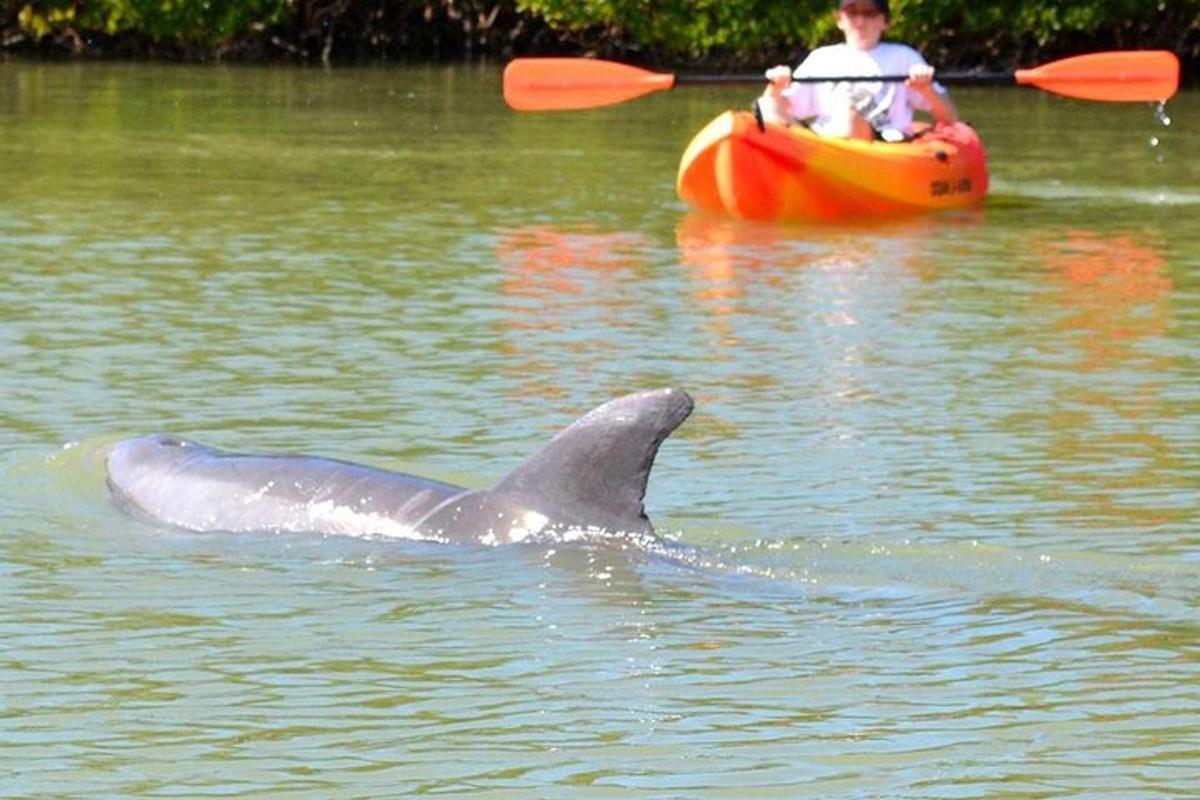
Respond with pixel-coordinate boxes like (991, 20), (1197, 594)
(504, 50), (1180, 110)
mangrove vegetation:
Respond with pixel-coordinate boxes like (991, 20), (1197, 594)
(2, 0), (1197, 73)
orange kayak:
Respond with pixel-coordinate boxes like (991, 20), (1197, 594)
(676, 111), (989, 221)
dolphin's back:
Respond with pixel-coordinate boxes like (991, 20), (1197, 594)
(105, 388), (694, 543)
(107, 435), (463, 538)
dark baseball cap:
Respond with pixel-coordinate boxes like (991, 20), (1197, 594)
(839, 0), (890, 15)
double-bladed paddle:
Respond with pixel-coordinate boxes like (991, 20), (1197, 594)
(504, 50), (1180, 110)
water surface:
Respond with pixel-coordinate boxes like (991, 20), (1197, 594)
(2, 62), (1198, 797)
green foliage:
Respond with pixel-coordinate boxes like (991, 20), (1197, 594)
(14, 0), (289, 47)
(3, 0), (1198, 65)
(513, 0), (1199, 66)
(887, 0), (1138, 46)
(515, 0), (838, 56)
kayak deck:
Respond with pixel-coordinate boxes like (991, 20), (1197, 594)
(676, 111), (989, 221)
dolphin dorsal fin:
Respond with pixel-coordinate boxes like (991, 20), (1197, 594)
(493, 388), (693, 535)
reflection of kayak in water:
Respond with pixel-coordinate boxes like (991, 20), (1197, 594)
(676, 110), (989, 221)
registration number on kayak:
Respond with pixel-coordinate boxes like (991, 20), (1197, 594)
(930, 178), (974, 197)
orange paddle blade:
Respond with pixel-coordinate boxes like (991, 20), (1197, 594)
(504, 58), (676, 110)
(1015, 50), (1179, 102)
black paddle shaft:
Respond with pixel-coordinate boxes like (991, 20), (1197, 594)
(675, 72), (1017, 87)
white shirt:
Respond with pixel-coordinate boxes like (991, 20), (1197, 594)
(782, 42), (946, 139)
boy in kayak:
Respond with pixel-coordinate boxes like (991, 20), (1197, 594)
(757, 0), (957, 141)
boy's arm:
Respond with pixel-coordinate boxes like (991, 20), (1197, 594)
(908, 64), (958, 124)
(758, 65), (796, 125)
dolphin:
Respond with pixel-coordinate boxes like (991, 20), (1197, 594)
(105, 388), (693, 545)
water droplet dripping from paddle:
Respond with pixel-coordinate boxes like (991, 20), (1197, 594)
(1154, 101), (1171, 128)
(1148, 102), (1172, 163)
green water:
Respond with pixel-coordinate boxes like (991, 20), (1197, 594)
(2, 62), (1198, 797)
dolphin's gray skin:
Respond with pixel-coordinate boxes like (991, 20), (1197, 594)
(106, 388), (693, 544)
